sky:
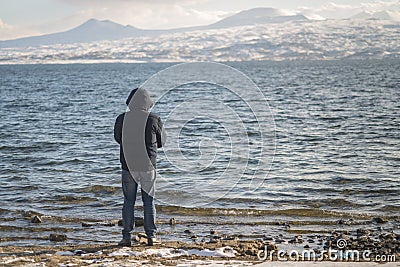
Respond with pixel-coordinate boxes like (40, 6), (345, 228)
(0, 0), (399, 40)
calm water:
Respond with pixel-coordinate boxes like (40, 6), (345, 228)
(0, 60), (399, 245)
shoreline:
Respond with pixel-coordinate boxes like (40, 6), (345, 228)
(1, 226), (399, 267)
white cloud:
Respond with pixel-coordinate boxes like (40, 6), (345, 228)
(0, 17), (7, 29)
(360, 0), (400, 11)
(0, 17), (41, 40)
(297, 1), (400, 19)
(57, 0), (226, 29)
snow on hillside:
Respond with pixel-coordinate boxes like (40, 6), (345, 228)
(1, 19), (399, 63)
(207, 7), (309, 28)
(351, 11), (400, 21)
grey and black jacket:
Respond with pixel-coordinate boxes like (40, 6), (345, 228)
(114, 88), (166, 171)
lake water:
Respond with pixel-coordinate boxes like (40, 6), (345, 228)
(0, 60), (399, 246)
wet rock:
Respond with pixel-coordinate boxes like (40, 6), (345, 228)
(222, 239), (238, 247)
(308, 239), (315, 243)
(337, 218), (354, 225)
(357, 229), (371, 236)
(81, 221), (115, 227)
(22, 211), (41, 218)
(190, 235), (198, 240)
(169, 218), (176, 225)
(135, 217), (144, 227)
(266, 243), (278, 251)
(275, 221), (290, 228)
(222, 236), (237, 241)
(372, 217), (387, 224)
(380, 233), (395, 240)
(264, 236), (274, 241)
(103, 221), (115, 227)
(339, 234), (350, 241)
(210, 229), (217, 235)
(359, 235), (369, 242)
(208, 239), (220, 244)
(289, 235), (303, 244)
(74, 250), (85, 256)
(304, 244), (310, 249)
(82, 222), (92, 227)
(49, 234), (67, 242)
(31, 215), (42, 223)
(184, 229), (193, 234)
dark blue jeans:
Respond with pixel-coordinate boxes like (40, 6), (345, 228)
(121, 169), (157, 239)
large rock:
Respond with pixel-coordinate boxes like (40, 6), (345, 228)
(49, 234), (67, 242)
(31, 215), (42, 223)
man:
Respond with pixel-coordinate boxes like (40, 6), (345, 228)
(114, 88), (166, 246)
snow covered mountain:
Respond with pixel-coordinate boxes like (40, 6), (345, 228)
(351, 11), (400, 21)
(207, 8), (308, 28)
(0, 8), (311, 48)
(0, 7), (399, 63)
(0, 19), (163, 48)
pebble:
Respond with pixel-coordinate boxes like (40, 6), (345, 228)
(31, 215), (42, 223)
(372, 217), (387, 224)
(169, 218), (176, 225)
(135, 217), (144, 227)
(357, 229), (370, 236)
(184, 229), (192, 234)
(337, 218), (354, 225)
(49, 234), (67, 242)
(210, 229), (217, 235)
(74, 250), (85, 256)
(289, 235), (303, 244)
(208, 239), (220, 244)
(275, 239), (285, 244)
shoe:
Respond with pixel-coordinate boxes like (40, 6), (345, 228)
(147, 237), (161, 246)
(118, 238), (132, 247)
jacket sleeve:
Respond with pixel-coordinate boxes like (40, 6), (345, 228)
(156, 117), (166, 148)
(114, 114), (123, 144)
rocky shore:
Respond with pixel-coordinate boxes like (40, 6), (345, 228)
(1, 219), (399, 266)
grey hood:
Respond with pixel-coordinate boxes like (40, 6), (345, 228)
(126, 88), (153, 111)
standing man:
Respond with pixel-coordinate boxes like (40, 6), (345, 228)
(114, 88), (166, 246)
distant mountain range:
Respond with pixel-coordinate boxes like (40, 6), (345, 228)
(351, 10), (400, 21)
(1, 7), (399, 63)
(2, 8), (311, 48)
(2, 7), (399, 49)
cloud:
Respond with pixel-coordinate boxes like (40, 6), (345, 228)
(296, 1), (400, 19)
(57, 0), (225, 29)
(0, 17), (7, 29)
(360, 0), (400, 11)
(0, 17), (41, 40)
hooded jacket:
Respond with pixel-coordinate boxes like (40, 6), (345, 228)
(114, 88), (166, 171)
